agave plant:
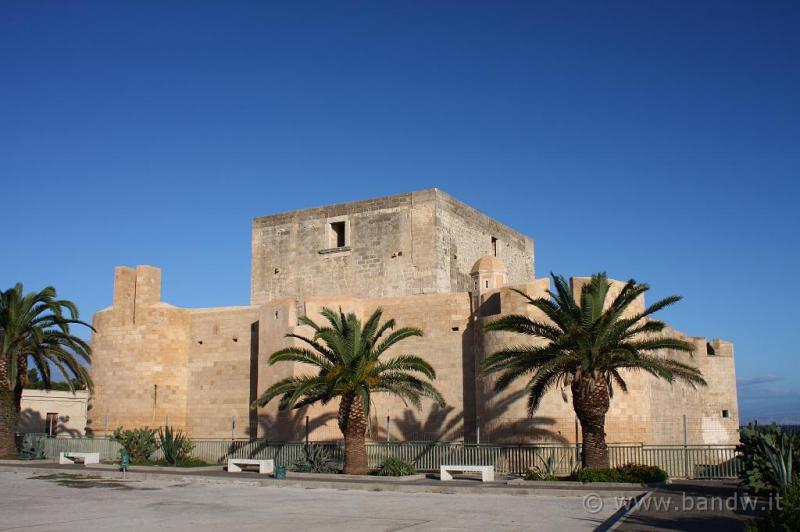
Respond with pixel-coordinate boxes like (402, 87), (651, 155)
(293, 444), (339, 473)
(159, 426), (194, 465)
(376, 457), (416, 476)
(525, 451), (574, 480)
(537, 453), (563, 476)
(761, 431), (795, 489)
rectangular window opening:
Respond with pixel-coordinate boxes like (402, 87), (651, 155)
(45, 412), (58, 436)
(722, 409), (729, 418)
(331, 221), (346, 247)
(491, 236), (498, 256)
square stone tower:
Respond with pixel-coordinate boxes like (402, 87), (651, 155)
(250, 188), (535, 305)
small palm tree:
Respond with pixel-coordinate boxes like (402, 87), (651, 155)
(0, 284), (93, 455)
(482, 273), (706, 468)
(254, 307), (444, 474)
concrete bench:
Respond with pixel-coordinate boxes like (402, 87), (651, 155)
(227, 458), (274, 474)
(440, 464), (495, 482)
(59, 452), (100, 465)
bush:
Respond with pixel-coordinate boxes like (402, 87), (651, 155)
(159, 426), (194, 465)
(292, 444), (339, 474)
(376, 458), (416, 476)
(739, 423), (800, 493)
(573, 467), (624, 483)
(616, 463), (669, 483)
(523, 453), (572, 480)
(152, 457), (209, 468)
(572, 464), (668, 484)
(111, 427), (159, 464)
(174, 456), (209, 467)
(523, 467), (558, 481)
(749, 478), (800, 531)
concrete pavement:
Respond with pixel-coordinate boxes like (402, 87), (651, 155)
(0, 470), (616, 531)
(614, 480), (761, 531)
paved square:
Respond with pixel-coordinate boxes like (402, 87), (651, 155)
(0, 471), (615, 531)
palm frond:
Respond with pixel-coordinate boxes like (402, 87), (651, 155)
(483, 314), (563, 339)
(481, 272), (708, 417)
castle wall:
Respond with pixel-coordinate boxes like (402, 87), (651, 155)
(475, 281), (597, 444)
(250, 189), (535, 306)
(643, 336), (739, 445)
(254, 293), (474, 442)
(88, 266), (261, 438)
(250, 190), (438, 305)
(436, 191), (535, 294)
(89, 263), (739, 445)
(474, 281), (740, 445)
(185, 306), (260, 438)
(87, 190), (738, 446)
(89, 266), (191, 434)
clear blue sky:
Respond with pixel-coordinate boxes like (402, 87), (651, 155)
(2, 1), (798, 423)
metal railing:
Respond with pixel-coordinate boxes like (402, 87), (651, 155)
(26, 435), (742, 479)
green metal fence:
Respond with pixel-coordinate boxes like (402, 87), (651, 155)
(29, 435), (741, 479)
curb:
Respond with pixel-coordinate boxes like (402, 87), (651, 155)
(286, 471), (427, 482)
(507, 479), (669, 489)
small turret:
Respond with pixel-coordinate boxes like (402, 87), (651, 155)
(470, 256), (508, 295)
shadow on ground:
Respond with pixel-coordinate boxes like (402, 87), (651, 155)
(30, 473), (160, 491)
(611, 480), (761, 532)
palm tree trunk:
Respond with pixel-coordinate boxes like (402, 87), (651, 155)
(338, 393), (369, 475)
(572, 376), (611, 469)
(0, 357), (18, 456)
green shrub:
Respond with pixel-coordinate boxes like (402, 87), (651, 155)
(292, 444), (339, 474)
(174, 456), (209, 467)
(573, 467), (624, 483)
(159, 426), (194, 465)
(376, 458), (416, 476)
(152, 456), (209, 468)
(523, 452), (574, 480)
(617, 463), (668, 483)
(739, 423), (800, 493)
(111, 427), (159, 464)
(524, 467), (558, 481)
(572, 463), (668, 484)
(748, 478), (800, 531)
(761, 433), (796, 490)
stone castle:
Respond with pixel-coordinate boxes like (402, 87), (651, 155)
(88, 189), (740, 444)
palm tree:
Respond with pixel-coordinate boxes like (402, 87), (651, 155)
(0, 284), (93, 456)
(482, 273), (706, 469)
(254, 307), (444, 474)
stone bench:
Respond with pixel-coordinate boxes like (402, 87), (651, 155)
(440, 464), (495, 482)
(59, 452), (100, 465)
(227, 458), (274, 474)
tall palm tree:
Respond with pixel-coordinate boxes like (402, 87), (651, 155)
(254, 307), (444, 474)
(0, 284), (93, 455)
(482, 273), (706, 469)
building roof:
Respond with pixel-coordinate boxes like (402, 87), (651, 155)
(470, 255), (507, 273)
